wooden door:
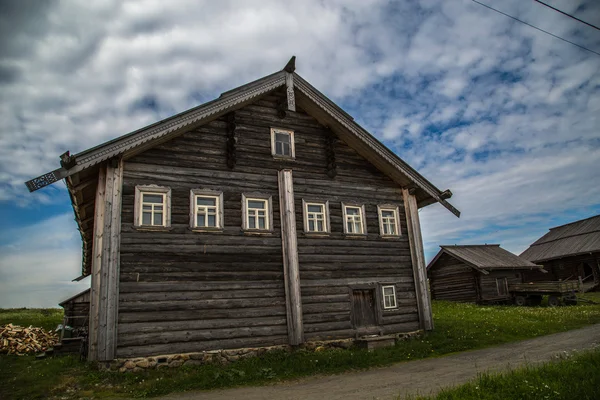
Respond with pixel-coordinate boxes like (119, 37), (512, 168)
(351, 289), (377, 328)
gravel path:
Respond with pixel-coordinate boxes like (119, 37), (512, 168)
(160, 324), (600, 400)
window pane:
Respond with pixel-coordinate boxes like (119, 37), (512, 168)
(309, 220), (315, 231)
(197, 197), (216, 206)
(317, 220), (324, 231)
(258, 217), (266, 229)
(143, 194), (163, 203)
(142, 212), (152, 225)
(275, 132), (290, 144)
(249, 218), (256, 229)
(383, 287), (394, 295)
(248, 200), (266, 209)
(283, 142), (290, 156)
(347, 221), (353, 233)
(153, 212), (163, 226)
(276, 141), (284, 155)
(382, 210), (394, 218)
(354, 221), (362, 233)
(208, 215), (216, 227)
(308, 205), (323, 213)
(346, 207), (359, 215)
(388, 225), (396, 235)
(197, 214), (205, 227)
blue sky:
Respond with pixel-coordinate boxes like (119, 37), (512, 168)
(1, 0), (599, 307)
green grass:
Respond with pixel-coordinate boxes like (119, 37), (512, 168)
(407, 348), (600, 400)
(1, 295), (600, 399)
(0, 308), (63, 331)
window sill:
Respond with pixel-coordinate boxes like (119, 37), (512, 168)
(380, 235), (402, 240)
(242, 230), (274, 236)
(302, 232), (330, 238)
(343, 234), (368, 239)
(134, 226), (173, 232)
(272, 155), (296, 161)
(190, 228), (224, 234)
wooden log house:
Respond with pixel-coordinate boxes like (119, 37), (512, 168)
(25, 57), (460, 361)
(427, 245), (544, 303)
(59, 288), (91, 332)
(520, 215), (600, 292)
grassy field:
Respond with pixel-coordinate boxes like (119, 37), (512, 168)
(1, 294), (600, 399)
(0, 308), (63, 331)
(407, 348), (600, 400)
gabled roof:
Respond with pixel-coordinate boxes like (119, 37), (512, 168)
(520, 214), (600, 262)
(25, 57), (460, 278)
(428, 244), (543, 274)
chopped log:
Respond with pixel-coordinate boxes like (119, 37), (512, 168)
(0, 324), (59, 355)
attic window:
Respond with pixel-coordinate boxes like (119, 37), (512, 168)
(134, 185), (171, 228)
(271, 128), (295, 158)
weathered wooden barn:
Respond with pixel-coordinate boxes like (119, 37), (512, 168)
(427, 245), (544, 303)
(520, 215), (600, 292)
(59, 289), (91, 331)
(25, 57), (459, 362)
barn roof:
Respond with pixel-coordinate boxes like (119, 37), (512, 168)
(58, 288), (91, 307)
(25, 57), (459, 279)
(428, 244), (542, 274)
(520, 214), (600, 262)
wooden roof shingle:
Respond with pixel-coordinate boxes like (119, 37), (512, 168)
(520, 215), (600, 262)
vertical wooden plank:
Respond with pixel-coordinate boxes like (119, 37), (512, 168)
(88, 167), (106, 361)
(98, 163), (115, 360)
(278, 169), (303, 344)
(105, 159), (123, 360)
(402, 188), (434, 331)
(285, 73), (296, 112)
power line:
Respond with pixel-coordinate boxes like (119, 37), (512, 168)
(471, 0), (600, 57)
(534, 0), (600, 31)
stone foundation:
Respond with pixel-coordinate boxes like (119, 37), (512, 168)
(103, 331), (422, 372)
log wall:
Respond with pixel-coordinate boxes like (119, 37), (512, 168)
(478, 270), (521, 302)
(116, 88), (419, 358)
(428, 254), (478, 302)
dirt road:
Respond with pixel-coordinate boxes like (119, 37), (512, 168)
(161, 324), (600, 400)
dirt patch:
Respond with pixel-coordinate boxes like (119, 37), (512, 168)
(161, 324), (600, 400)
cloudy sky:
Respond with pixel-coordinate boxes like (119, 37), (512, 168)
(1, 0), (599, 307)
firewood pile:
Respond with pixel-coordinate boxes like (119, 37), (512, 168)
(0, 324), (59, 355)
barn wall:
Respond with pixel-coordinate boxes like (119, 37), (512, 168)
(478, 270), (522, 302)
(523, 253), (600, 284)
(61, 290), (91, 331)
(428, 254), (478, 302)
(116, 88), (419, 358)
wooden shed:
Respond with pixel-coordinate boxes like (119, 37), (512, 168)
(59, 289), (90, 331)
(25, 57), (460, 362)
(427, 245), (544, 303)
(520, 215), (600, 292)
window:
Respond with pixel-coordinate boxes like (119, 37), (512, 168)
(496, 278), (508, 296)
(190, 189), (223, 230)
(302, 200), (330, 233)
(378, 205), (400, 236)
(342, 203), (366, 235)
(271, 128), (295, 158)
(134, 185), (171, 228)
(242, 194), (273, 231)
(382, 285), (397, 309)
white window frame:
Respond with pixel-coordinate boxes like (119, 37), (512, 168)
(382, 285), (397, 309)
(270, 127), (295, 159)
(302, 200), (330, 234)
(134, 185), (171, 228)
(377, 205), (401, 237)
(242, 193), (273, 231)
(342, 203), (367, 235)
(189, 189), (223, 230)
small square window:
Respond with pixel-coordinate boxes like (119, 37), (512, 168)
(242, 194), (272, 231)
(303, 200), (330, 233)
(271, 128), (295, 158)
(378, 206), (400, 237)
(382, 285), (397, 309)
(190, 189), (223, 230)
(342, 203), (366, 235)
(134, 185), (171, 228)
